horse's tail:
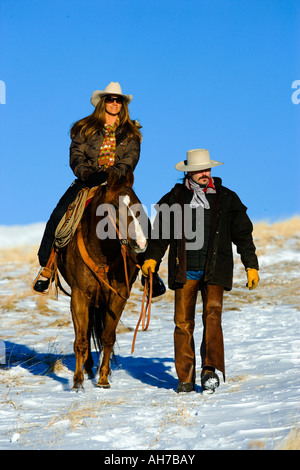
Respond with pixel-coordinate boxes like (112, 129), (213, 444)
(90, 303), (105, 354)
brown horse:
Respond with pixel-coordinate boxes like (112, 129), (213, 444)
(57, 170), (148, 390)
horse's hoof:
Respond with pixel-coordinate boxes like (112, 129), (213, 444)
(71, 383), (85, 392)
(96, 382), (111, 389)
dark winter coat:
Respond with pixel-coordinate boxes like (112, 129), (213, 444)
(69, 123), (141, 182)
(146, 177), (259, 291)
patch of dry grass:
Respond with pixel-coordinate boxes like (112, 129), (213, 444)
(0, 245), (39, 267)
(151, 400), (196, 446)
(253, 216), (300, 240)
(275, 426), (300, 450)
(46, 395), (125, 430)
(248, 424), (300, 450)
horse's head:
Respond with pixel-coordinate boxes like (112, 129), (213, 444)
(96, 170), (148, 254)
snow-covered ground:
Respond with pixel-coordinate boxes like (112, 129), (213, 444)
(0, 220), (299, 450)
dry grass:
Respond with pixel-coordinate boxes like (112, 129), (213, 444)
(163, 401), (196, 427)
(46, 395), (125, 431)
(152, 400), (196, 446)
(248, 424), (300, 450)
(253, 216), (300, 240)
(0, 246), (39, 267)
(0, 296), (18, 312)
(275, 426), (300, 450)
(4, 392), (126, 448)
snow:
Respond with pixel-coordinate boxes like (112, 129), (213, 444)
(0, 223), (45, 249)
(0, 223), (299, 451)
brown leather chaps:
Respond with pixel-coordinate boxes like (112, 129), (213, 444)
(174, 279), (225, 384)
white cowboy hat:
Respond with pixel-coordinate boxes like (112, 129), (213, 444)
(175, 149), (224, 172)
(90, 81), (133, 107)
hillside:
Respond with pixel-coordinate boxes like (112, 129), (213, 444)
(0, 218), (299, 450)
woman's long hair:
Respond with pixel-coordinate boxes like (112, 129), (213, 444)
(70, 97), (142, 141)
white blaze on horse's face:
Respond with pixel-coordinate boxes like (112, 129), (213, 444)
(120, 195), (148, 252)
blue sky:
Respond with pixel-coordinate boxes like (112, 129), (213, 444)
(0, 0), (299, 225)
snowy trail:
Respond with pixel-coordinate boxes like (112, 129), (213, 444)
(0, 224), (299, 450)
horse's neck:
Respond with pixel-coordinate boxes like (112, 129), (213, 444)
(84, 196), (121, 263)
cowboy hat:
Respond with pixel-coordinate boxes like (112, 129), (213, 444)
(175, 149), (224, 172)
(90, 82), (133, 107)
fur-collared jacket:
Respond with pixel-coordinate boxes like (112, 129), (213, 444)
(69, 123), (141, 182)
(146, 177), (259, 291)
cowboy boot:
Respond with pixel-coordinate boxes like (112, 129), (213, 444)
(201, 367), (220, 393)
(32, 266), (53, 294)
(33, 277), (50, 293)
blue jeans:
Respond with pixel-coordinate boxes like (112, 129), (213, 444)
(186, 270), (204, 281)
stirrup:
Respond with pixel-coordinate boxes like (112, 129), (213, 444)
(32, 268), (54, 295)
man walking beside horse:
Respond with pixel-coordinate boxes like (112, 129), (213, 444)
(142, 149), (259, 393)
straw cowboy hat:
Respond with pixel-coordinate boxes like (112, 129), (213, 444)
(90, 82), (133, 107)
(175, 149), (224, 172)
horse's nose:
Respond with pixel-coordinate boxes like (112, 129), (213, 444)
(132, 238), (148, 253)
(137, 236), (147, 251)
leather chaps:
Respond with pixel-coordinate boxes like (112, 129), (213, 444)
(174, 279), (225, 384)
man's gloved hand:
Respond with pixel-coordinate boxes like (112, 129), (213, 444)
(87, 171), (108, 187)
(246, 268), (259, 290)
(142, 259), (157, 277)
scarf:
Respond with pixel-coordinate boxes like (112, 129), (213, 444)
(186, 177), (216, 209)
(98, 119), (119, 168)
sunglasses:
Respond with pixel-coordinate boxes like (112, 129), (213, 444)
(104, 95), (123, 104)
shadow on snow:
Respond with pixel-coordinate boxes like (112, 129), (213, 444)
(1, 341), (187, 392)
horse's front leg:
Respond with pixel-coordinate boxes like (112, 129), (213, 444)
(71, 288), (90, 390)
(97, 295), (126, 388)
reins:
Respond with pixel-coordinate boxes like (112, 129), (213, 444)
(131, 268), (153, 354)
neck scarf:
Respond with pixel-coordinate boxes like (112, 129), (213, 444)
(186, 177), (216, 209)
(98, 119), (119, 168)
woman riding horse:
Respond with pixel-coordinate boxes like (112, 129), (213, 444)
(33, 81), (142, 294)
(58, 169), (147, 390)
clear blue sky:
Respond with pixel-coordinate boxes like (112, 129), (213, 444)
(0, 0), (299, 225)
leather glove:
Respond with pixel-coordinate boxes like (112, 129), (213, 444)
(142, 259), (157, 277)
(87, 171), (108, 187)
(246, 268), (259, 290)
